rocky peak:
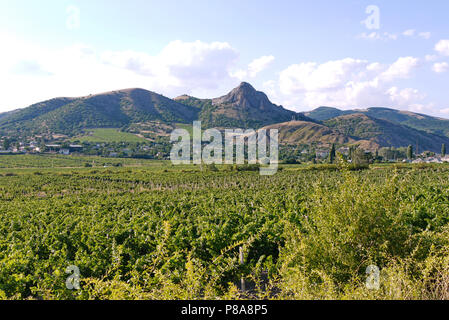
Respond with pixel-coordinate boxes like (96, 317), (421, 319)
(212, 82), (273, 111)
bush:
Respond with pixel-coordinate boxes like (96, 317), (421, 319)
(284, 158), (300, 165)
(205, 163), (219, 172)
(4, 173), (16, 176)
(277, 172), (449, 299)
(304, 164), (338, 171)
(237, 164), (260, 172)
(347, 163), (369, 171)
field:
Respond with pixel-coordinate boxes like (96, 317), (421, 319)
(73, 128), (147, 143)
(1, 155), (449, 300)
(0, 154), (162, 169)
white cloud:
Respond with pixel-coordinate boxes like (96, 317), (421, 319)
(231, 55), (275, 80)
(435, 40), (449, 56)
(267, 56), (423, 111)
(359, 30), (431, 41)
(380, 56), (419, 81)
(101, 40), (239, 91)
(247, 55), (275, 77)
(433, 62), (449, 73)
(403, 29), (415, 37)
(418, 32), (431, 40)
(407, 102), (435, 113)
(0, 36), (247, 111)
(358, 32), (397, 41)
(440, 108), (449, 114)
(425, 54), (438, 62)
(11, 60), (53, 76)
(402, 30), (431, 39)
(278, 58), (371, 94)
(387, 87), (426, 106)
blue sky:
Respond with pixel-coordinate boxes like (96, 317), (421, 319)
(1, 0), (449, 117)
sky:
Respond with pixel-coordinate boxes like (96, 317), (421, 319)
(1, 0), (449, 117)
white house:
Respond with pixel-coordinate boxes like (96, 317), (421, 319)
(316, 150), (329, 159)
(60, 149), (70, 155)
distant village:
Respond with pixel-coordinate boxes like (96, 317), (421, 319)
(1, 137), (448, 164)
(312, 145), (449, 164)
(0, 138), (168, 160)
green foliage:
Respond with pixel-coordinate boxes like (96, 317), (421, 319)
(75, 129), (147, 143)
(328, 144), (336, 164)
(0, 154), (157, 168)
(278, 170), (449, 299)
(1, 156), (449, 299)
(407, 145), (414, 160)
(308, 106), (449, 139)
(0, 89), (199, 138)
(325, 114), (449, 153)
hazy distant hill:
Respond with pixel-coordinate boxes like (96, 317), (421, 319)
(306, 106), (449, 138)
(324, 113), (449, 152)
(304, 107), (356, 121)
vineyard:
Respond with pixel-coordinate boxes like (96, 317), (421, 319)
(1, 155), (449, 299)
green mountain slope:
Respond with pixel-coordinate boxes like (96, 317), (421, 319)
(262, 121), (356, 146)
(304, 107), (355, 121)
(362, 107), (449, 138)
(0, 88), (199, 137)
(306, 106), (449, 138)
(1, 83), (448, 153)
(324, 114), (449, 152)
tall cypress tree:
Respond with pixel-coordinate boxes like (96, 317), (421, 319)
(442, 143), (446, 157)
(407, 145), (413, 160)
(329, 144), (336, 164)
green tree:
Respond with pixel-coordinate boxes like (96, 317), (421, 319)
(352, 148), (369, 165)
(442, 143), (446, 157)
(328, 144), (336, 164)
(407, 145), (413, 160)
(2, 138), (10, 150)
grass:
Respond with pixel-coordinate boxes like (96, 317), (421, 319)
(175, 123), (194, 135)
(0, 154), (166, 169)
(73, 128), (147, 143)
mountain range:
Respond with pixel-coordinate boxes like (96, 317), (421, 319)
(1, 82), (448, 153)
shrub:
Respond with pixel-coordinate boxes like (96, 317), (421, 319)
(278, 172), (449, 299)
(4, 173), (16, 177)
(206, 163), (219, 172)
(237, 164), (260, 172)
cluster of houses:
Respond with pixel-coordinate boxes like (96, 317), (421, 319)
(314, 145), (449, 164)
(411, 155), (449, 164)
(0, 142), (83, 155)
(0, 141), (43, 154)
(315, 147), (350, 159)
(44, 144), (83, 155)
